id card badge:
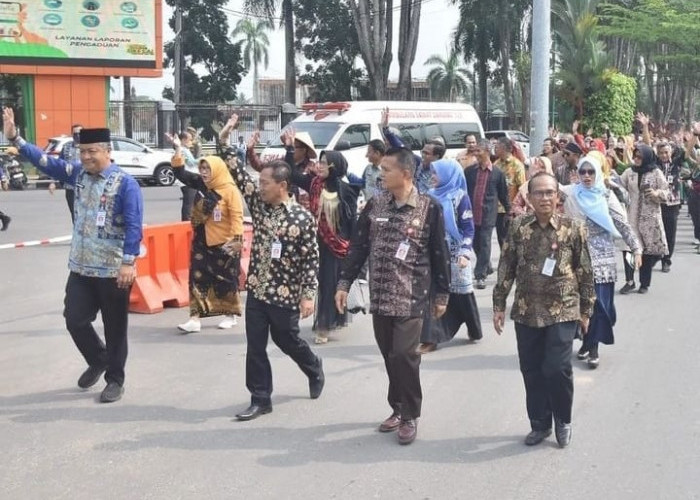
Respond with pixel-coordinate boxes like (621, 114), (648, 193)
(541, 256), (556, 277)
(96, 210), (107, 227)
(395, 240), (410, 261)
(213, 208), (222, 222)
(271, 240), (282, 259)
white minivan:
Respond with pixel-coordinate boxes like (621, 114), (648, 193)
(261, 101), (485, 177)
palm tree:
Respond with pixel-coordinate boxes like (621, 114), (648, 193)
(244, 0), (296, 104)
(424, 48), (472, 102)
(553, 0), (609, 118)
(232, 18), (272, 105)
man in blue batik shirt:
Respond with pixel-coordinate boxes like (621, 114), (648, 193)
(3, 107), (143, 404)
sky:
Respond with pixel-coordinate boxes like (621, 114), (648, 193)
(125, 0), (459, 100)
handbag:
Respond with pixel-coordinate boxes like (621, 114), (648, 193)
(347, 279), (369, 314)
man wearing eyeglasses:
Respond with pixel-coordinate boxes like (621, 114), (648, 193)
(493, 172), (595, 449)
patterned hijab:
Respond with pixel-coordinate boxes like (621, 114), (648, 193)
(572, 155), (621, 238)
(429, 159), (467, 241)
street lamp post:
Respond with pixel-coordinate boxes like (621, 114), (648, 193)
(530, 0), (551, 153)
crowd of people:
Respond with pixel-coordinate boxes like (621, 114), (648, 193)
(3, 103), (699, 449)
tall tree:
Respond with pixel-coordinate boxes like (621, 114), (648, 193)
(347, 0), (393, 99)
(552, 0), (609, 119)
(294, 0), (366, 102)
(244, 0), (297, 104)
(232, 18), (273, 105)
(453, 0), (529, 122)
(599, 0), (700, 123)
(453, 0), (497, 116)
(424, 47), (471, 102)
(396, 0), (423, 100)
(163, 0), (244, 137)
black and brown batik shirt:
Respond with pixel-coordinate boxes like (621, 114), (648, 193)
(337, 188), (451, 318)
(493, 213), (596, 327)
(232, 161), (319, 310)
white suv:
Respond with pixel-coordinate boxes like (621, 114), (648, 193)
(45, 135), (176, 186)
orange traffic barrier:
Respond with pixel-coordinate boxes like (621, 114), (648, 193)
(238, 222), (254, 290)
(130, 222), (192, 314)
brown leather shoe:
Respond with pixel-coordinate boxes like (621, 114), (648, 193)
(417, 343), (437, 355)
(379, 413), (401, 433)
(398, 419), (417, 445)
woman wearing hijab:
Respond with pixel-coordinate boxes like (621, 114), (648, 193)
(561, 155), (642, 367)
(617, 145), (670, 295)
(511, 156), (554, 216)
(417, 159), (481, 354)
(171, 145), (245, 333)
(290, 150), (359, 344)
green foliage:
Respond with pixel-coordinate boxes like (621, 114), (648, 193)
(232, 18), (272, 73)
(424, 48), (472, 102)
(599, 0), (700, 81)
(294, 0), (365, 102)
(553, 0), (609, 118)
(162, 0), (245, 139)
(586, 70), (637, 136)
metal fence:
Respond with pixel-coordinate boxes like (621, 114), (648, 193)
(108, 101), (282, 150)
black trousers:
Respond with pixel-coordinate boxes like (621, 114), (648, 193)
(180, 186), (197, 221)
(622, 252), (661, 288)
(63, 272), (130, 386)
(65, 188), (75, 224)
(373, 315), (423, 420)
(661, 204), (680, 265)
(244, 295), (322, 406)
(473, 225), (495, 280)
(515, 321), (577, 430)
(496, 213), (509, 249)
(689, 190), (700, 240)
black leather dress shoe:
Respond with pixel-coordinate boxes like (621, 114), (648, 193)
(555, 420), (572, 448)
(524, 429), (552, 446)
(309, 358), (325, 399)
(77, 365), (106, 389)
(235, 404), (272, 421)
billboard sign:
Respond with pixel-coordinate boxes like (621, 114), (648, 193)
(0, 0), (156, 68)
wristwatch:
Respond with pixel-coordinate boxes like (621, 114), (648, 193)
(122, 254), (136, 266)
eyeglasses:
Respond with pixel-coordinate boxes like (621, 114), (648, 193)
(530, 189), (558, 199)
(578, 168), (596, 176)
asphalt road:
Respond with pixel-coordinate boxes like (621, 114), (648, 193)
(1, 187), (699, 499)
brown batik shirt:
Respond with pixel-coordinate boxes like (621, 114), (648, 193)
(337, 188), (451, 318)
(493, 213), (596, 327)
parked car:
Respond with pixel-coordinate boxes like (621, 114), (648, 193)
(484, 130), (530, 158)
(45, 135), (176, 186)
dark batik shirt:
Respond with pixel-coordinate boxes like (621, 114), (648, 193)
(493, 213), (596, 327)
(232, 161), (319, 310)
(337, 188), (451, 318)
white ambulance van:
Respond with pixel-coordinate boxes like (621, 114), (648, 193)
(260, 101), (485, 177)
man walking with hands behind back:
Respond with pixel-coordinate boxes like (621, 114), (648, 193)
(493, 172), (595, 448)
(3, 107), (143, 403)
(335, 147), (451, 446)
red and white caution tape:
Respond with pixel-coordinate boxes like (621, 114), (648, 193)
(0, 234), (72, 250)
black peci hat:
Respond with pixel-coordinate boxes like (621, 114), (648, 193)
(79, 128), (111, 144)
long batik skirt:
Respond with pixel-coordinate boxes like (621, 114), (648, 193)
(189, 226), (243, 318)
